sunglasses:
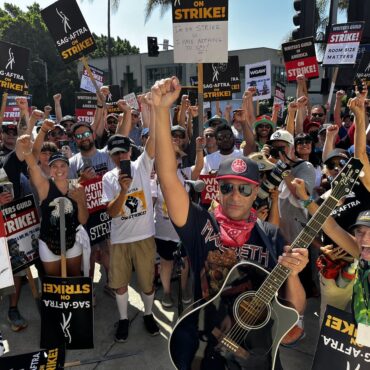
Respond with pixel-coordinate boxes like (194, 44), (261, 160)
(220, 183), (253, 197)
(172, 133), (185, 139)
(49, 130), (64, 138)
(205, 133), (215, 138)
(312, 113), (324, 118)
(296, 139), (312, 146)
(74, 131), (92, 140)
(3, 129), (17, 135)
(217, 133), (233, 140)
(107, 120), (117, 124)
(131, 114), (139, 118)
(326, 159), (346, 170)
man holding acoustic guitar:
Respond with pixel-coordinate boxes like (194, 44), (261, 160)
(153, 77), (309, 370)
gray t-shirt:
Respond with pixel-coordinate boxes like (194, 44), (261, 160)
(68, 148), (115, 179)
(278, 160), (316, 244)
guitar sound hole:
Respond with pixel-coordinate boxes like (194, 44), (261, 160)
(233, 293), (270, 330)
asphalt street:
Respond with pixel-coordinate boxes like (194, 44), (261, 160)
(0, 264), (321, 369)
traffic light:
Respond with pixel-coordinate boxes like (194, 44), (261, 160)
(292, 0), (316, 40)
(147, 36), (159, 57)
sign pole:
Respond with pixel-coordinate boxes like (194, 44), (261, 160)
(59, 198), (67, 278)
(326, 66), (339, 122)
(197, 63), (204, 138)
(0, 92), (8, 126)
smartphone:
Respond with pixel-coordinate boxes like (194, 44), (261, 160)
(120, 160), (131, 178)
(0, 182), (14, 198)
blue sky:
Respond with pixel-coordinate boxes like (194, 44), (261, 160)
(0, 0), (301, 52)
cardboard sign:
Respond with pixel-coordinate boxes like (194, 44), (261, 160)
(106, 84), (121, 114)
(41, 0), (96, 63)
(200, 174), (219, 205)
(1, 195), (40, 273)
(312, 305), (370, 369)
(172, 0), (228, 63)
(0, 347), (65, 370)
(2, 95), (32, 121)
(245, 60), (271, 101)
(40, 276), (94, 349)
(80, 64), (104, 93)
(75, 92), (97, 124)
(274, 82), (285, 119)
(82, 177), (111, 245)
(323, 22), (364, 66)
(203, 55), (241, 101)
(282, 37), (319, 81)
(356, 52), (370, 82)
(123, 92), (139, 110)
(0, 41), (29, 94)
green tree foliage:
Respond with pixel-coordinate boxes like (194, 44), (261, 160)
(90, 33), (139, 58)
(0, 2), (80, 112)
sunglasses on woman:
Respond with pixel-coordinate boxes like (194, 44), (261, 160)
(219, 183), (253, 197)
(311, 113), (324, 118)
(74, 131), (92, 140)
(296, 139), (312, 146)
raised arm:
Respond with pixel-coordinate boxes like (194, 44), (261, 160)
(32, 118), (54, 160)
(292, 178), (360, 258)
(349, 91), (370, 191)
(191, 136), (204, 180)
(115, 99), (132, 137)
(245, 86), (256, 125)
(91, 86), (108, 138)
(240, 91), (256, 155)
(178, 94), (189, 127)
(334, 90), (345, 129)
(152, 77), (189, 227)
(271, 103), (280, 125)
(53, 93), (63, 123)
(322, 124), (338, 162)
(16, 135), (49, 202)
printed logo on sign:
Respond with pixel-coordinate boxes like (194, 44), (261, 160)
(211, 63), (228, 82)
(60, 312), (72, 344)
(249, 66), (266, 78)
(365, 62), (370, 73)
(231, 159), (247, 174)
(56, 8), (71, 33)
(5, 48), (15, 70)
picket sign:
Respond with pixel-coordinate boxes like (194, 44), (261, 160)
(80, 56), (101, 99)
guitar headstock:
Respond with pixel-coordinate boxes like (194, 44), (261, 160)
(330, 157), (363, 200)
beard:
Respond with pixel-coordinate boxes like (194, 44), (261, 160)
(78, 140), (94, 152)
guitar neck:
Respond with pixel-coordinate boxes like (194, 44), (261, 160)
(256, 194), (339, 303)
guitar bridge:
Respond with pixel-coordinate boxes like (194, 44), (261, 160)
(212, 327), (250, 360)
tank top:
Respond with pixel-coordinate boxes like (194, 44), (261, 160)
(39, 180), (79, 255)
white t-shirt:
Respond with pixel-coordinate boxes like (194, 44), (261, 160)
(153, 167), (192, 242)
(201, 148), (242, 174)
(101, 151), (155, 244)
(69, 148), (115, 179)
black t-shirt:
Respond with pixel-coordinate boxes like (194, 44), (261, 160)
(174, 202), (286, 300)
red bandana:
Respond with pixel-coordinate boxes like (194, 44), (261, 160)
(214, 205), (257, 247)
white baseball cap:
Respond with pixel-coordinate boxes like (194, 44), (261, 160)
(270, 130), (294, 146)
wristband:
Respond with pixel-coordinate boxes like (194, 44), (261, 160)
(96, 104), (103, 109)
(301, 196), (314, 208)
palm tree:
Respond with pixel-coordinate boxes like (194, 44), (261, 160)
(82, 0), (121, 84)
(144, 0), (172, 22)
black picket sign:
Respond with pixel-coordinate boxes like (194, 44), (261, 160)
(0, 347), (65, 370)
(41, 0), (96, 63)
(0, 41), (30, 94)
(40, 276), (94, 349)
(312, 305), (370, 369)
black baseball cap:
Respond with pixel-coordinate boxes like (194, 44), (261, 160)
(216, 157), (260, 185)
(350, 210), (370, 230)
(324, 149), (349, 164)
(107, 134), (131, 155)
(71, 121), (93, 134)
(2, 122), (17, 132)
(48, 152), (70, 166)
(60, 115), (76, 125)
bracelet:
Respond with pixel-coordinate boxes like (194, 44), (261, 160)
(301, 196), (314, 208)
(96, 104), (103, 109)
(22, 150), (32, 156)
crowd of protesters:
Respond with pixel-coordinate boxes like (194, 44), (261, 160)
(0, 74), (369, 362)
